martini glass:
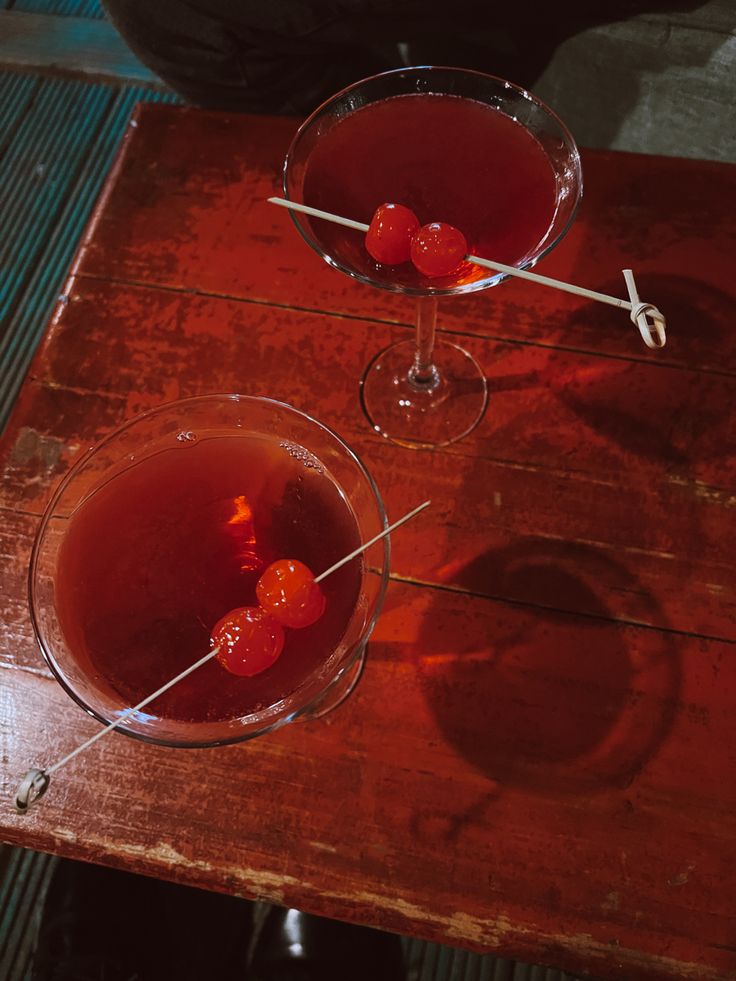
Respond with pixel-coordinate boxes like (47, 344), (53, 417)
(29, 395), (389, 748)
(284, 67), (582, 448)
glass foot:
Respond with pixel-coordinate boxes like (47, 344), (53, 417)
(300, 648), (366, 722)
(360, 339), (488, 448)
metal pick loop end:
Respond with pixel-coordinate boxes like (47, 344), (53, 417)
(622, 269), (666, 349)
(15, 768), (50, 813)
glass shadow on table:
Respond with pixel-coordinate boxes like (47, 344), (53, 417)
(413, 538), (681, 801)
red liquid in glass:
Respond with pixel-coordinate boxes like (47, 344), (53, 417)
(302, 93), (559, 288)
(54, 434), (362, 723)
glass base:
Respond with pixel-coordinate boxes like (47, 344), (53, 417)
(300, 647), (366, 722)
(360, 339), (488, 448)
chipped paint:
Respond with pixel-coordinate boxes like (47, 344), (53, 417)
(668, 866), (695, 887)
(9, 428), (66, 472)
(668, 476), (736, 508)
(602, 891), (620, 911)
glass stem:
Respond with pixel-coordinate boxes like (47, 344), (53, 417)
(408, 296), (441, 392)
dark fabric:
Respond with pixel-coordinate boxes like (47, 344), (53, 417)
(102, 0), (707, 113)
(249, 905), (406, 981)
(101, 0), (416, 112)
(31, 858), (252, 981)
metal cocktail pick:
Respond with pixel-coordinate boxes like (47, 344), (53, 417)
(15, 500), (431, 813)
(268, 196), (667, 350)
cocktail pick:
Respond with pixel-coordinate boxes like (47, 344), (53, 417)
(622, 269), (666, 349)
(268, 196), (667, 349)
(15, 500), (430, 813)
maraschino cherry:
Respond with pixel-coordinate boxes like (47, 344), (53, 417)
(212, 560), (325, 677)
(365, 203), (420, 265)
(211, 606), (285, 677)
(365, 204), (468, 278)
(257, 559), (326, 629)
(410, 222), (468, 278)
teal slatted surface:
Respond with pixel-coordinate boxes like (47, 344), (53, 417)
(0, 72), (37, 146)
(0, 75), (113, 327)
(402, 935), (581, 981)
(12, 0), (104, 16)
(0, 75), (179, 431)
(0, 845), (58, 981)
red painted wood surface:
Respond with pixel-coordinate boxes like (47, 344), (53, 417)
(1, 103), (735, 981)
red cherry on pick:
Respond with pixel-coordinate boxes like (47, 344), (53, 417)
(365, 203), (420, 266)
(256, 559), (326, 629)
(410, 222), (468, 278)
(211, 606), (285, 677)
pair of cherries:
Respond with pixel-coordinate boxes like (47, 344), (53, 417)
(365, 203), (468, 278)
(211, 559), (325, 678)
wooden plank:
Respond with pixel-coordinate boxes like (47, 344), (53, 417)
(0, 11), (159, 85)
(0, 508), (49, 676)
(0, 281), (733, 641)
(75, 104), (736, 374)
(2, 584), (736, 981)
(19, 280), (736, 493)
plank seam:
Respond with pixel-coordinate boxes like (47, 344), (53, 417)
(73, 271), (736, 380)
(389, 573), (736, 645)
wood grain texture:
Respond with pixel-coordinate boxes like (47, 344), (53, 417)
(1, 103), (735, 981)
(2, 580), (736, 981)
(2, 280), (732, 639)
(76, 105), (736, 375)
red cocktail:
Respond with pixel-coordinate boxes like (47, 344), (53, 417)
(284, 68), (582, 448)
(302, 92), (558, 291)
(30, 396), (389, 746)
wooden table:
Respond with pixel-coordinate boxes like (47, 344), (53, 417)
(2, 104), (735, 981)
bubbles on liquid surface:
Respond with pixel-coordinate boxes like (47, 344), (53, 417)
(279, 441), (324, 473)
(176, 431), (197, 443)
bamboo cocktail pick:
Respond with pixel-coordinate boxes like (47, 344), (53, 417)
(15, 500), (431, 813)
(268, 197), (667, 350)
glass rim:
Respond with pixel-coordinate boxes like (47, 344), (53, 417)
(283, 64), (583, 297)
(28, 393), (390, 748)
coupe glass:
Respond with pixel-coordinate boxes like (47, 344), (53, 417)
(284, 67), (582, 448)
(29, 395), (389, 748)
